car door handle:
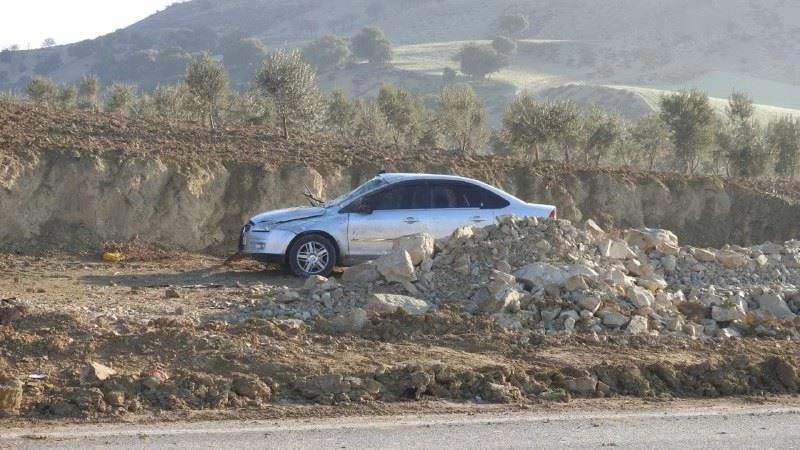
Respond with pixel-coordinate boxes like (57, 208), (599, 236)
(403, 217), (419, 224)
(471, 216), (489, 223)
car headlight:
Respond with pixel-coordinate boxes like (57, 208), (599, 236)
(250, 221), (275, 232)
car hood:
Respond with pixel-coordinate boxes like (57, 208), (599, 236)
(250, 207), (327, 225)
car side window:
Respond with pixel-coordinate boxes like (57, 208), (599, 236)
(365, 182), (430, 210)
(430, 181), (510, 209)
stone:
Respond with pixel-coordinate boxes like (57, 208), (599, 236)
(104, 390), (126, 407)
(232, 374), (272, 400)
(661, 255), (677, 273)
(692, 248), (716, 263)
(303, 275), (328, 291)
(564, 376), (597, 395)
(605, 269), (634, 289)
(715, 250), (748, 269)
(628, 286), (654, 308)
(600, 238), (635, 260)
(376, 250), (416, 283)
(625, 228), (679, 255)
(568, 264), (600, 280)
(626, 315), (649, 334)
(81, 362), (117, 384)
(584, 219), (605, 239)
(684, 322), (704, 338)
(341, 262), (381, 284)
(392, 233), (434, 266)
(565, 275), (589, 291)
(489, 269), (516, 285)
(578, 295), (602, 314)
(331, 308), (368, 334)
(755, 294), (796, 320)
(599, 309), (628, 328)
(716, 328), (742, 339)
(541, 307), (562, 329)
(711, 304), (746, 322)
(366, 293), (431, 315)
(514, 263), (569, 289)
(636, 275), (667, 292)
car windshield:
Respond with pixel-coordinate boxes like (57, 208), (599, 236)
(324, 176), (389, 207)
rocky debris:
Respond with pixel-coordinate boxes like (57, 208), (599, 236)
(0, 379), (23, 415)
(365, 294), (431, 315)
(81, 362), (117, 384)
(229, 218), (800, 341)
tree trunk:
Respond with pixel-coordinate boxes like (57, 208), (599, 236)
(282, 116), (289, 139)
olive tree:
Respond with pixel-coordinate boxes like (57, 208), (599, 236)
(26, 75), (56, 106)
(724, 91), (767, 178)
(350, 26), (392, 64)
(497, 14), (529, 36)
(105, 82), (137, 115)
(78, 74), (100, 110)
(184, 52), (230, 128)
(302, 35), (351, 70)
(454, 43), (508, 80)
(377, 83), (425, 147)
(767, 116), (800, 181)
(502, 92), (550, 161)
(435, 84), (488, 153)
(254, 49), (322, 139)
(659, 90), (715, 174)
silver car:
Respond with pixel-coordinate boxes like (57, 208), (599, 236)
(239, 172), (557, 277)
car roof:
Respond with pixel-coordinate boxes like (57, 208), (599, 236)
(378, 172), (482, 184)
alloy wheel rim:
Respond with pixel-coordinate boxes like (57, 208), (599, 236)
(296, 241), (329, 274)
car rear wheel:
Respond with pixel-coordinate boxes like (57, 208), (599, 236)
(287, 234), (336, 277)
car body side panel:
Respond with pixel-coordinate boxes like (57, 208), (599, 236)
(346, 209), (429, 259)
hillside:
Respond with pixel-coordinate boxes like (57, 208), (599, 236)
(2, 0), (800, 120)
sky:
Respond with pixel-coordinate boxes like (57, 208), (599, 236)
(1, 0), (187, 50)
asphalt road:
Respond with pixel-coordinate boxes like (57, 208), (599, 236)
(2, 404), (798, 449)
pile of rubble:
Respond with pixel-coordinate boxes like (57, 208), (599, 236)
(246, 216), (799, 339)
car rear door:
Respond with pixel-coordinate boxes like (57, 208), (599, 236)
(422, 180), (512, 239)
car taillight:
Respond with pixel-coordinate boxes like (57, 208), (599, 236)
(549, 208), (557, 219)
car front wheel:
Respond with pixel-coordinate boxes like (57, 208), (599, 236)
(287, 234), (336, 277)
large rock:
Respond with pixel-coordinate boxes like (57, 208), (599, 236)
(692, 248), (717, 263)
(376, 250), (416, 283)
(625, 228), (679, 255)
(392, 233), (434, 266)
(514, 263), (569, 289)
(341, 261), (381, 284)
(564, 376), (598, 395)
(598, 309), (629, 328)
(626, 315), (649, 334)
(600, 238), (636, 260)
(366, 293), (431, 315)
(755, 294), (796, 320)
(80, 362), (117, 384)
(715, 250), (748, 268)
(628, 286), (654, 309)
(711, 303), (746, 322)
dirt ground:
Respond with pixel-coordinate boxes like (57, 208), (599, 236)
(1, 251), (798, 425)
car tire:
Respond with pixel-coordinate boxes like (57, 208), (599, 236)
(287, 234), (336, 277)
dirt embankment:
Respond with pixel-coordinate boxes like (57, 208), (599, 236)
(2, 102), (799, 256)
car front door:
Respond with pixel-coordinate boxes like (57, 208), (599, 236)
(344, 181), (431, 261)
